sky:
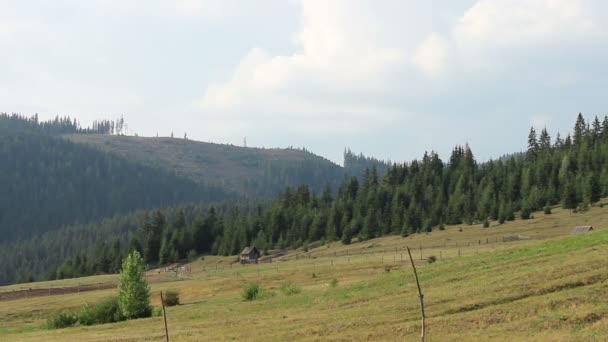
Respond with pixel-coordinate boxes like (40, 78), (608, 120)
(2, 0), (608, 165)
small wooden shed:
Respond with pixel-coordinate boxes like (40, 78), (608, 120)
(240, 246), (260, 264)
(573, 226), (593, 234)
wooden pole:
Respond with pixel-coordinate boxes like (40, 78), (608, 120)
(407, 247), (426, 342)
(160, 292), (169, 342)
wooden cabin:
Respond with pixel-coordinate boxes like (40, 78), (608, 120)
(572, 226), (593, 234)
(240, 246), (260, 264)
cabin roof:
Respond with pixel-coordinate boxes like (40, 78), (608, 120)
(240, 246), (258, 255)
(573, 226), (593, 234)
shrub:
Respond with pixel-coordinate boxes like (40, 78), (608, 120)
(520, 207), (531, 220)
(427, 255), (437, 264)
(242, 283), (260, 301)
(78, 297), (125, 326)
(384, 265), (391, 273)
(47, 312), (78, 329)
(311, 273), (316, 278)
(280, 282), (302, 296)
(152, 306), (163, 317)
(78, 305), (95, 326)
(91, 296), (125, 324)
(438, 223), (446, 230)
(329, 278), (338, 288)
(162, 290), (180, 307)
(544, 204), (552, 215)
(458, 227), (463, 232)
(482, 219), (490, 228)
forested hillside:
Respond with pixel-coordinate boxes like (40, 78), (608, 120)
(0, 113), (346, 242)
(0, 200), (263, 284)
(0, 114), (232, 242)
(66, 134), (344, 197)
(4, 113), (607, 285)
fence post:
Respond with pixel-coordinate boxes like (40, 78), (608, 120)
(160, 292), (170, 342)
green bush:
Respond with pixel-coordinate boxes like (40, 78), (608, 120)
(280, 282), (302, 296)
(242, 283), (260, 301)
(78, 304), (95, 326)
(329, 278), (338, 288)
(47, 312), (78, 329)
(162, 290), (180, 306)
(91, 296), (125, 324)
(427, 255), (437, 264)
(77, 297), (125, 326)
(152, 306), (163, 317)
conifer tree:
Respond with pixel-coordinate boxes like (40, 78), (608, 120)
(527, 127), (539, 160)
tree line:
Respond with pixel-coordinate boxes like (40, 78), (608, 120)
(1, 112), (130, 135)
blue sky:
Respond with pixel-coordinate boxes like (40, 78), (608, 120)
(2, 0), (608, 164)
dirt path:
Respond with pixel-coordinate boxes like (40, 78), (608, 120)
(0, 282), (117, 301)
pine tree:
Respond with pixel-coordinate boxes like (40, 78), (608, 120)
(527, 127), (539, 160)
(554, 132), (564, 149)
(592, 115), (602, 140)
(562, 180), (578, 209)
(341, 225), (353, 245)
(538, 128), (551, 152)
(573, 113), (586, 145)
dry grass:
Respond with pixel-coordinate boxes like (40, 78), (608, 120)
(2, 203), (608, 341)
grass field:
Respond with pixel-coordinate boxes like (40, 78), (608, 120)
(1, 204), (608, 341)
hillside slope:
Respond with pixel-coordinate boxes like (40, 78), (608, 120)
(66, 134), (344, 197)
(0, 117), (232, 243)
(2, 205), (607, 341)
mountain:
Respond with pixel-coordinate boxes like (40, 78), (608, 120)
(65, 134), (344, 197)
(0, 115), (232, 242)
(0, 114), (344, 245)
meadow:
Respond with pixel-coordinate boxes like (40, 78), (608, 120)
(1, 204), (607, 341)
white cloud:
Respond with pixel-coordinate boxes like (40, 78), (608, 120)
(413, 33), (449, 78)
(3, 0), (608, 163)
(199, 0), (410, 137)
(455, 0), (595, 47)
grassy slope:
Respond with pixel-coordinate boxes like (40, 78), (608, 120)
(65, 134), (342, 196)
(2, 205), (608, 341)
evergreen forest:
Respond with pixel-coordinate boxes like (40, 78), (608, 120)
(2, 113), (608, 284)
